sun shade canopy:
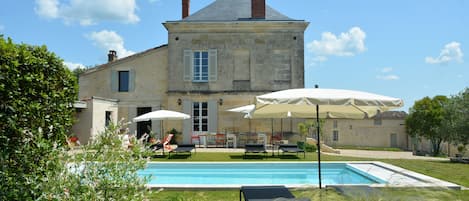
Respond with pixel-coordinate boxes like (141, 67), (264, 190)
(253, 88), (404, 119)
(133, 110), (191, 122)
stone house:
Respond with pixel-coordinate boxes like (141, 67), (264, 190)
(74, 0), (309, 144)
(73, 0), (410, 150)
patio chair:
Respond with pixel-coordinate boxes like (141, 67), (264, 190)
(190, 133), (201, 147)
(278, 144), (306, 158)
(215, 133), (226, 148)
(169, 144), (196, 157)
(240, 186), (310, 201)
(244, 144), (267, 158)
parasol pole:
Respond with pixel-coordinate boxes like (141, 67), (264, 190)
(315, 84), (322, 189)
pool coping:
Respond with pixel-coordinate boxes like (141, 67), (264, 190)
(143, 161), (462, 190)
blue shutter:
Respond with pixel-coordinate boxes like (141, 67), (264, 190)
(129, 69), (136, 92)
(182, 100), (192, 143)
(208, 100), (218, 133)
(208, 49), (217, 81)
(183, 50), (192, 81)
(111, 70), (118, 92)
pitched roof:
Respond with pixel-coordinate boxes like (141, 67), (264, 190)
(82, 44), (168, 75)
(180, 0), (298, 22)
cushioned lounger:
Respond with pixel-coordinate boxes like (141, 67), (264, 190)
(278, 144), (306, 158)
(244, 144), (267, 158)
(240, 186), (310, 201)
(169, 144), (196, 157)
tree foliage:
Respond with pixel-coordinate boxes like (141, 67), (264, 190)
(444, 88), (469, 146)
(0, 36), (78, 200)
(42, 121), (150, 201)
(406, 96), (448, 156)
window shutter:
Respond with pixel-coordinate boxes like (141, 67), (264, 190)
(183, 50), (192, 81)
(208, 100), (218, 133)
(111, 70), (118, 92)
(129, 69), (136, 92)
(151, 106), (161, 139)
(208, 49), (217, 81)
(182, 100), (192, 143)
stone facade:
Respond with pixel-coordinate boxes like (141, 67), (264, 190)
(74, 0), (309, 144)
(322, 118), (409, 150)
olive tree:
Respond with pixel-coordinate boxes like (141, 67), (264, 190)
(406, 96), (449, 156)
(443, 88), (469, 148)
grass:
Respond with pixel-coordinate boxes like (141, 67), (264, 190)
(147, 152), (469, 201)
(148, 188), (469, 201)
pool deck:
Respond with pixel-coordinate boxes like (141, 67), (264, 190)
(144, 161), (461, 190)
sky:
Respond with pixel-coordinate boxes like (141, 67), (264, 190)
(1, 0), (468, 112)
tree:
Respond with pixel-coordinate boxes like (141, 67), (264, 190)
(0, 36), (78, 199)
(72, 66), (87, 81)
(443, 88), (469, 146)
(406, 96), (448, 156)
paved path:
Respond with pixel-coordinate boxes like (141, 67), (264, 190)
(323, 149), (449, 161)
(193, 147), (448, 161)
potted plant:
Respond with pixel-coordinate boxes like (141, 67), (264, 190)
(167, 128), (182, 144)
(456, 144), (467, 158)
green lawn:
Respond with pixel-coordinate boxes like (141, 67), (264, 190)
(147, 152), (469, 201)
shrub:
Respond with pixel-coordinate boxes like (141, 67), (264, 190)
(0, 36), (77, 200)
(305, 143), (317, 152)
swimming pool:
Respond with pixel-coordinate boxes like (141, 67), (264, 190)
(138, 162), (386, 187)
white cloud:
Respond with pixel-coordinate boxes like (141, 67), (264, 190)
(425, 42), (464, 64)
(35, 0), (59, 19)
(307, 27), (367, 57)
(381, 67), (393, 73)
(376, 75), (400, 80)
(0, 24), (4, 31)
(86, 30), (135, 58)
(34, 0), (139, 26)
(376, 67), (399, 80)
(64, 61), (86, 70)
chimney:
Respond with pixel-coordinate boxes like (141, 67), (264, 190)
(107, 50), (117, 62)
(182, 0), (190, 19)
(251, 0), (265, 19)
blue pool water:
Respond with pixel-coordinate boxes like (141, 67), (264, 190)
(138, 162), (386, 186)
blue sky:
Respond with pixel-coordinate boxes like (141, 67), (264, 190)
(1, 0), (467, 112)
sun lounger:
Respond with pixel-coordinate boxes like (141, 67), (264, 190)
(244, 144), (267, 158)
(240, 186), (310, 201)
(149, 134), (174, 156)
(278, 144), (306, 158)
(169, 144), (196, 157)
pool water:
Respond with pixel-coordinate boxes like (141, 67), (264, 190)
(138, 162), (386, 186)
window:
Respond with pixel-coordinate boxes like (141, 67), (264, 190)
(193, 51), (209, 82)
(333, 130), (339, 141)
(184, 49), (217, 82)
(118, 71), (129, 92)
(105, 111), (112, 127)
(193, 102), (208, 132)
(333, 120), (338, 129)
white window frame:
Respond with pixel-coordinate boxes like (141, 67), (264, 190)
(192, 50), (209, 82)
(193, 102), (208, 132)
